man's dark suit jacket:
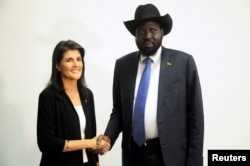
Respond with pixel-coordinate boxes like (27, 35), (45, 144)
(105, 46), (204, 166)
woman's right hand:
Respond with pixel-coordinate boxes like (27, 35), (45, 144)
(88, 135), (111, 155)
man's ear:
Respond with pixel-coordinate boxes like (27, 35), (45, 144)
(161, 29), (164, 36)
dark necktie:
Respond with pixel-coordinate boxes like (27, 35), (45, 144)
(133, 57), (152, 146)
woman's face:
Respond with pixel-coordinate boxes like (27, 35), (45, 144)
(56, 49), (83, 81)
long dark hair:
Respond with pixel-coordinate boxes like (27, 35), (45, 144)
(47, 40), (89, 99)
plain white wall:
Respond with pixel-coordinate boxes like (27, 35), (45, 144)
(0, 0), (250, 165)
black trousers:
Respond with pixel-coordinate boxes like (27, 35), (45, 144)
(131, 138), (165, 166)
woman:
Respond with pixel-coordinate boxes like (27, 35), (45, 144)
(37, 40), (109, 166)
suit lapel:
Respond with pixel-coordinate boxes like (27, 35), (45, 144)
(128, 52), (140, 96)
(157, 47), (175, 110)
(126, 52), (140, 124)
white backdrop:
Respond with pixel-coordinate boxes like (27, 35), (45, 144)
(0, 0), (250, 165)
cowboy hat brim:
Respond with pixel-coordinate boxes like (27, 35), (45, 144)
(124, 14), (173, 36)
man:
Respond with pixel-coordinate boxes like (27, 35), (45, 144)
(103, 3), (204, 166)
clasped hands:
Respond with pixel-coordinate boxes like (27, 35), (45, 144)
(89, 135), (111, 155)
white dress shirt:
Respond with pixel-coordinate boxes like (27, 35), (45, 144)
(75, 106), (88, 163)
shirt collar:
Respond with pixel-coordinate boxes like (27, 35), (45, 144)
(139, 46), (162, 63)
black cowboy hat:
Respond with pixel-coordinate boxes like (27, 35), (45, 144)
(124, 4), (173, 36)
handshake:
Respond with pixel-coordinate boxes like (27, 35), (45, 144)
(89, 135), (111, 155)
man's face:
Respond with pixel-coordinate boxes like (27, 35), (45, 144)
(135, 21), (164, 56)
